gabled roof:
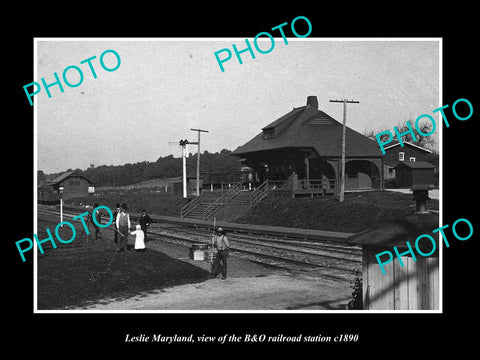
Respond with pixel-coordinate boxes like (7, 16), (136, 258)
(383, 141), (433, 153)
(262, 107), (304, 131)
(346, 213), (439, 248)
(50, 170), (93, 185)
(232, 98), (382, 158)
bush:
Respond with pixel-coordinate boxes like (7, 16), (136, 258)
(346, 269), (363, 310)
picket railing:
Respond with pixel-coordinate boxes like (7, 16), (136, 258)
(202, 183), (242, 220)
(180, 195), (202, 218)
(250, 180), (269, 207)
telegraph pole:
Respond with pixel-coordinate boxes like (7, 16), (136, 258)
(329, 99), (359, 202)
(190, 128), (209, 196)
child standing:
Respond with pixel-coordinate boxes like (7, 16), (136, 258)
(130, 224), (146, 252)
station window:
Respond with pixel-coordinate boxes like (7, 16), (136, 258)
(69, 179), (80, 187)
(399, 152), (405, 161)
(409, 157), (416, 162)
(263, 128), (275, 139)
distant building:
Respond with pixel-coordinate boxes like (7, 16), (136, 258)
(173, 177), (203, 196)
(232, 96), (384, 195)
(200, 167), (254, 191)
(394, 161), (435, 189)
(38, 170), (94, 203)
(382, 141), (434, 181)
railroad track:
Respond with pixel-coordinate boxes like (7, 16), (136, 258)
(37, 205), (361, 281)
(164, 225), (361, 257)
(149, 226), (361, 280)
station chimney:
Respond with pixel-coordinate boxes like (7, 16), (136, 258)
(306, 95), (318, 109)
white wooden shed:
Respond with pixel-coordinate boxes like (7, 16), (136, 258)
(348, 213), (440, 310)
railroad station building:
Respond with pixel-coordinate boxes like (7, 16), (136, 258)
(232, 96), (385, 196)
(382, 141), (435, 184)
(38, 170), (94, 203)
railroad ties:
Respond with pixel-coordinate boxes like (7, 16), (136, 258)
(37, 204), (361, 282)
(148, 225), (361, 282)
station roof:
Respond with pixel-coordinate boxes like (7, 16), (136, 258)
(346, 212), (439, 249)
(394, 161), (435, 169)
(384, 141), (433, 153)
(232, 96), (383, 158)
(49, 170), (93, 185)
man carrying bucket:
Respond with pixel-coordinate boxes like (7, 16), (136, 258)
(211, 227), (230, 280)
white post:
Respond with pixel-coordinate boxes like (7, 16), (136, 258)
(59, 186), (64, 226)
(182, 144), (187, 198)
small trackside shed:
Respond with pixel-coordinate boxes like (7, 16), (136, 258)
(382, 141), (434, 182)
(394, 161), (435, 189)
(38, 170), (94, 202)
(347, 213), (440, 310)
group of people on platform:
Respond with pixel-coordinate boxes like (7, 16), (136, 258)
(87, 202), (152, 253)
(112, 203), (152, 253)
(86, 203), (230, 278)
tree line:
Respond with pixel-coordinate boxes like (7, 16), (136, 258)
(39, 121), (440, 188)
(39, 149), (241, 187)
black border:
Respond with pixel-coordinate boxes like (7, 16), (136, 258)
(7, 5), (479, 353)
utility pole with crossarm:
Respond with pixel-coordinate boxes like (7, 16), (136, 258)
(190, 128), (209, 196)
(329, 99), (360, 202)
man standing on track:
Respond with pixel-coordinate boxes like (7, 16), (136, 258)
(116, 203), (131, 252)
(211, 227), (230, 280)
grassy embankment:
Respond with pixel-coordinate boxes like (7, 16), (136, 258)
(67, 189), (438, 233)
(236, 191), (438, 233)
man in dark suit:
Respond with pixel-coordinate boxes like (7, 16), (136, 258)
(139, 209), (152, 243)
(112, 203), (121, 243)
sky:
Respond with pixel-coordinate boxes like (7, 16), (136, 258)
(36, 38), (440, 174)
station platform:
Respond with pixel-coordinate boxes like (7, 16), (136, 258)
(74, 238), (353, 311)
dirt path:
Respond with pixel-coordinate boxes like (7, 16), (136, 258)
(67, 238), (353, 311)
(73, 272), (351, 311)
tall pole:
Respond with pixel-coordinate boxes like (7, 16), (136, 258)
(181, 140), (187, 198)
(60, 197), (63, 223)
(174, 139), (190, 198)
(58, 186), (64, 226)
(329, 99), (359, 202)
(191, 128), (209, 197)
(169, 139), (197, 198)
